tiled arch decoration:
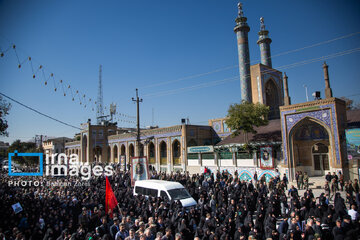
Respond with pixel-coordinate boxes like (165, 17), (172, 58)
(281, 103), (340, 165)
(239, 170), (253, 182)
(213, 168), (276, 183)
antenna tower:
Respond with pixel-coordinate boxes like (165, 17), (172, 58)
(96, 65), (104, 124)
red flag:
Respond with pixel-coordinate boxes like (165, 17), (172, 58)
(105, 176), (118, 218)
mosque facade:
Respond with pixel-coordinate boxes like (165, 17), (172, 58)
(65, 3), (360, 181)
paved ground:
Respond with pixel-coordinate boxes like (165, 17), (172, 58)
(297, 188), (346, 199)
(273, 186), (349, 227)
(287, 182), (348, 206)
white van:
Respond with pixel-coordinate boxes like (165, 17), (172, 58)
(133, 180), (197, 208)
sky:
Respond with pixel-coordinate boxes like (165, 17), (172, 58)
(0, 0), (359, 144)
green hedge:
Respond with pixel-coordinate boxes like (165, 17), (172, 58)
(219, 152), (233, 159)
(236, 152), (252, 159)
(202, 153), (214, 159)
(187, 153), (199, 159)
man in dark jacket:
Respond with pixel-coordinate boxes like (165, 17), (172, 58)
(110, 217), (120, 239)
(313, 218), (322, 237)
(288, 185), (298, 198)
(97, 216), (110, 237)
(332, 219), (344, 240)
(326, 172), (332, 183)
(115, 223), (129, 240)
(78, 207), (90, 230)
(342, 215), (356, 240)
(277, 215), (289, 239)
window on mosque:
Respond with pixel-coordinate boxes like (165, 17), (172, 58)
(323, 155), (330, 170)
(314, 155), (321, 170)
(312, 143), (329, 153)
(98, 130), (103, 138)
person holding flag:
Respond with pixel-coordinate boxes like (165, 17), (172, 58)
(105, 176), (118, 218)
(204, 167), (212, 178)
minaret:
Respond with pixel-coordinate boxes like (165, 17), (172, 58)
(257, 17), (272, 68)
(283, 72), (291, 106)
(323, 62), (333, 98)
(234, 2), (252, 102)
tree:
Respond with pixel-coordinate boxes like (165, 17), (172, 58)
(7, 140), (38, 165)
(340, 97), (354, 110)
(340, 96), (360, 110)
(0, 95), (11, 137)
(225, 101), (270, 143)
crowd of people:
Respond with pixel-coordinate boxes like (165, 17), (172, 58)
(0, 164), (360, 240)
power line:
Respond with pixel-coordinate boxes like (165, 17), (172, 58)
(142, 31), (360, 89)
(143, 76), (238, 98)
(0, 92), (81, 130)
(0, 40), (136, 123)
(271, 31), (360, 59)
(143, 47), (360, 98)
(346, 93), (360, 98)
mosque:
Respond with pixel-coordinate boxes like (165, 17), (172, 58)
(65, 3), (360, 182)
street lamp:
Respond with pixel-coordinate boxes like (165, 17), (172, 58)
(229, 145), (238, 153)
(229, 145), (238, 167)
(303, 85), (309, 102)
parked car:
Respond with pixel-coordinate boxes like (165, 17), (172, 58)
(1, 159), (8, 167)
(134, 180), (197, 208)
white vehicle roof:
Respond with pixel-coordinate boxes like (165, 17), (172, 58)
(134, 180), (184, 190)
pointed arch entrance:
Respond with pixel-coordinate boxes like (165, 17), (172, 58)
(94, 146), (102, 162)
(289, 117), (330, 177)
(82, 135), (87, 163)
(139, 143), (144, 157)
(281, 99), (346, 181)
(160, 141), (167, 165)
(107, 146), (111, 163)
(120, 144), (126, 168)
(265, 79), (280, 119)
(172, 140), (181, 166)
(129, 144), (135, 158)
(113, 145), (118, 163)
(148, 142), (155, 164)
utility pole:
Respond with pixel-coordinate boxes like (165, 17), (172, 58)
(132, 89), (143, 158)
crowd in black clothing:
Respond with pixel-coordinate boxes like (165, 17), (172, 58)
(1, 164), (360, 240)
